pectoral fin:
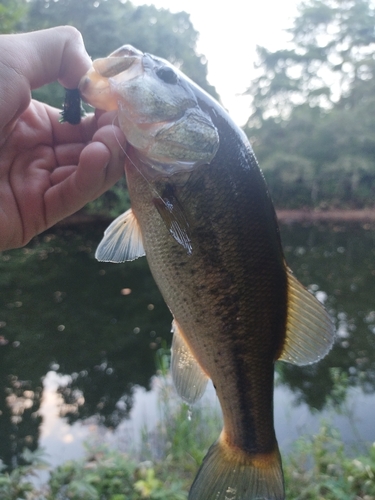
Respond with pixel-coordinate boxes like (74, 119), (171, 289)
(171, 320), (209, 404)
(95, 208), (145, 262)
(153, 188), (192, 255)
(278, 268), (335, 366)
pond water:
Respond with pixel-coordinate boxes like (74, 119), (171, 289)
(1, 220), (375, 470)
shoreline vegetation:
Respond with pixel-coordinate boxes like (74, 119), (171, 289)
(1, 1), (374, 497)
(2, 347), (375, 499)
(57, 208), (375, 228)
(277, 209), (375, 223)
(1, 399), (375, 500)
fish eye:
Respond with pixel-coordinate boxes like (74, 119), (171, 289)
(156, 66), (178, 84)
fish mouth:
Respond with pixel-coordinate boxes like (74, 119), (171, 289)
(92, 45), (143, 79)
(78, 45), (145, 111)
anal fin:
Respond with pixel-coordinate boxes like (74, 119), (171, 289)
(95, 208), (145, 263)
(171, 320), (209, 404)
(278, 267), (335, 366)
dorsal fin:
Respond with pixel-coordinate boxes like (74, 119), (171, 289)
(171, 320), (209, 404)
(95, 208), (145, 263)
(278, 268), (335, 366)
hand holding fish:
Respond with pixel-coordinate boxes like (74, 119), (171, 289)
(0, 27), (126, 250)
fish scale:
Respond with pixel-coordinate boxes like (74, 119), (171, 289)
(79, 44), (335, 499)
(125, 136), (286, 459)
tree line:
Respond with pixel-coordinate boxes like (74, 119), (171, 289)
(246, 0), (375, 209)
(2, 0), (375, 210)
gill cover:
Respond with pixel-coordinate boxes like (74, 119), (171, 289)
(79, 45), (219, 176)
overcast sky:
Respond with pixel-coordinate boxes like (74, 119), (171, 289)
(131, 0), (300, 125)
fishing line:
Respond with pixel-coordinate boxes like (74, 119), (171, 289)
(110, 116), (193, 254)
(110, 115), (168, 208)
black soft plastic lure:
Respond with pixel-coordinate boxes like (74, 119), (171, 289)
(60, 88), (85, 125)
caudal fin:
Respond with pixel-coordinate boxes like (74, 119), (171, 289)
(189, 433), (284, 500)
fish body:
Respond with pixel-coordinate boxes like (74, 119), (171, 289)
(79, 46), (335, 500)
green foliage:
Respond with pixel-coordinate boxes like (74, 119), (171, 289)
(5, 443), (188, 499)
(0, 354), (374, 498)
(21, 0), (218, 108)
(0, 448), (48, 500)
(85, 178), (131, 217)
(139, 362), (222, 485)
(246, 0), (375, 209)
(47, 446), (137, 499)
(0, 437), (188, 499)
(2, 411), (375, 499)
(248, 0), (375, 118)
(43, 378), (221, 499)
(284, 423), (375, 499)
(0, 0), (28, 34)
(250, 101), (375, 208)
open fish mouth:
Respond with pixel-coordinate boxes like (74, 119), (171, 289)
(78, 45), (144, 111)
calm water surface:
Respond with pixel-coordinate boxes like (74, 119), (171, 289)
(1, 221), (375, 468)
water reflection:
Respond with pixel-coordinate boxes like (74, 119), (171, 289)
(279, 222), (375, 410)
(0, 224), (171, 468)
(0, 221), (375, 467)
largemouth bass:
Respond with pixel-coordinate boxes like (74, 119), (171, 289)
(79, 45), (335, 500)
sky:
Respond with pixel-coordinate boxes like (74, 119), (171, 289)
(131, 0), (300, 125)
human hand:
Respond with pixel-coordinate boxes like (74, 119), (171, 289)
(0, 26), (126, 250)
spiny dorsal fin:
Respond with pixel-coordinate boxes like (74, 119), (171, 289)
(171, 320), (209, 404)
(95, 208), (145, 263)
(278, 268), (335, 366)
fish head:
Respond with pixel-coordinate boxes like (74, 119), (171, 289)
(79, 45), (219, 177)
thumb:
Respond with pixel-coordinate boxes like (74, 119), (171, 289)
(0, 26), (91, 137)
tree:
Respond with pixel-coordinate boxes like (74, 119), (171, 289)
(245, 0), (375, 208)
(20, 0), (218, 105)
(248, 0), (375, 120)
(0, 0), (27, 34)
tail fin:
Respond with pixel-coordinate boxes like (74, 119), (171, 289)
(189, 433), (284, 500)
